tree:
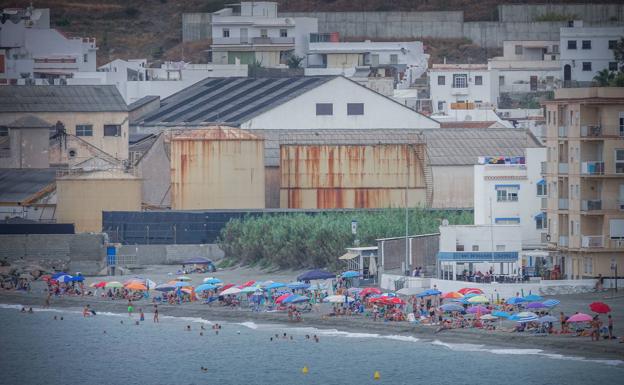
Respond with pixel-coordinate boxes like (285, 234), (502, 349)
(286, 54), (304, 69)
(593, 69), (615, 87)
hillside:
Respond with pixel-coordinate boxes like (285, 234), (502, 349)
(0, 0), (613, 65)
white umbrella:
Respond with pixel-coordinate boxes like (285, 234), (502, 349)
(325, 295), (354, 303)
(145, 279), (157, 289)
(396, 287), (420, 296)
(480, 314), (498, 321)
(220, 287), (242, 296)
(176, 276), (192, 282)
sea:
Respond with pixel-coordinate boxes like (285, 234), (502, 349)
(0, 304), (622, 385)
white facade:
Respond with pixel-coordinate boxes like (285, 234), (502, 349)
(67, 59), (248, 104)
(0, 7), (96, 83)
(560, 24), (624, 85)
(210, 2), (317, 67)
(240, 76), (440, 130)
(489, 40), (561, 93)
(473, 147), (548, 250)
(429, 64), (499, 114)
(432, 108), (513, 128)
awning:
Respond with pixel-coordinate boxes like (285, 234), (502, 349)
(536, 179), (546, 185)
(534, 212), (545, 220)
(495, 184), (520, 189)
(339, 252), (358, 260)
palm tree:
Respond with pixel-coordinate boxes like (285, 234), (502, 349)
(593, 69), (615, 86)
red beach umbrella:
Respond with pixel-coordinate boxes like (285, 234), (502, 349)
(589, 302), (611, 314)
(360, 288), (382, 296)
(94, 281), (107, 288)
(275, 293), (292, 304)
(241, 280), (256, 288)
(442, 291), (464, 299)
(219, 283), (235, 292)
(383, 297), (406, 305)
(458, 288), (483, 295)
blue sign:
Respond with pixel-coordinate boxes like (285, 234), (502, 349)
(437, 251), (519, 262)
(106, 246), (117, 266)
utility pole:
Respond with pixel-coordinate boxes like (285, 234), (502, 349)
(405, 147), (410, 276)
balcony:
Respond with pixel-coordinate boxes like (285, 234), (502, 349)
(451, 87), (469, 96)
(558, 126), (567, 137)
(558, 235), (569, 247)
(558, 198), (569, 210)
(581, 199), (602, 211)
(582, 235), (604, 248)
(212, 36), (294, 45)
(558, 163), (568, 174)
(581, 161), (605, 175)
(251, 37), (294, 45)
(580, 125), (602, 138)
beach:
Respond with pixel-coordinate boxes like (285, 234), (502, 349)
(2, 272), (623, 362)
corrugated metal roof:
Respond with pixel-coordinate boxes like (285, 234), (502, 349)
(170, 126), (262, 141)
(424, 128), (542, 166)
(0, 85), (127, 112)
(139, 77), (334, 126)
(128, 95), (160, 111)
(0, 168), (56, 203)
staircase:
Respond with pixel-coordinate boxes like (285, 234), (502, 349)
(414, 142), (434, 208)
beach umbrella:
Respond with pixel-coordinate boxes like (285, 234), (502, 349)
(341, 271), (360, 279)
(275, 293), (292, 304)
(442, 291), (464, 299)
(154, 283), (176, 292)
(219, 283), (235, 291)
(240, 280), (256, 288)
(282, 295), (309, 304)
(239, 286), (260, 294)
(467, 295), (489, 304)
(492, 310), (511, 319)
(325, 295), (354, 303)
(458, 288), (483, 295)
(182, 257), (212, 265)
(542, 299), (561, 308)
(105, 281), (123, 288)
(297, 269), (335, 281)
(506, 297), (525, 305)
(480, 314), (498, 321)
(467, 305), (490, 314)
(589, 302), (611, 314)
(523, 294), (543, 302)
(383, 297), (406, 305)
(567, 313), (593, 323)
(287, 282), (310, 290)
(90, 281), (106, 288)
(538, 315), (558, 323)
(175, 281), (192, 288)
(221, 286), (242, 295)
(396, 287), (421, 296)
(70, 275), (84, 282)
(203, 277), (222, 284)
(56, 274), (73, 283)
(267, 282), (287, 290)
(52, 272), (69, 279)
(416, 289), (442, 298)
(145, 279), (157, 289)
(360, 287), (382, 296)
(176, 276), (192, 282)
(510, 311), (539, 322)
(462, 293), (480, 299)
(126, 282), (148, 291)
(525, 302), (546, 309)
(440, 303), (464, 312)
(195, 284), (217, 292)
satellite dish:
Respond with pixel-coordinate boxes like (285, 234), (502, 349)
(442, 219), (449, 226)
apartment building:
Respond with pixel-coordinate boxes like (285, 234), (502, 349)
(543, 87), (624, 279)
(429, 64), (499, 114)
(209, 2), (317, 67)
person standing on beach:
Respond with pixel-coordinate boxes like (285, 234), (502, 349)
(140, 308), (145, 321)
(44, 293), (51, 308)
(127, 300), (134, 317)
(153, 304), (159, 323)
(608, 315), (614, 339)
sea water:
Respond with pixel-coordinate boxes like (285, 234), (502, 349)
(0, 305), (622, 385)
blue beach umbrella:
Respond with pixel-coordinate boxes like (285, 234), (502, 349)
(523, 294), (543, 302)
(175, 281), (192, 288)
(195, 284), (217, 292)
(70, 275), (84, 282)
(56, 275), (73, 283)
(287, 282), (310, 290)
(440, 303), (464, 312)
(510, 311), (539, 322)
(52, 272), (69, 279)
(203, 278), (222, 284)
(341, 271), (360, 279)
(297, 269), (335, 281)
(416, 289), (442, 298)
(542, 299), (561, 308)
(154, 283), (176, 292)
(282, 295), (309, 304)
(506, 297), (525, 305)
(492, 310), (511, 319)
(267, 282), (287, 290)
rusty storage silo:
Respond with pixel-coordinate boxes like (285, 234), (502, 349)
(170, 126), (265, 209)
(279, 131), (430, 209)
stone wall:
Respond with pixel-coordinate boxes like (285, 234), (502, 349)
(118, 244), (224, 265)
(498, 3), (624, 23)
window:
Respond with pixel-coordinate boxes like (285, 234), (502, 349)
(437, 101), (445, 111)
(279, 29), (287, 37)
(347, 103), (364, 116)
(616, 149), (624, 174)
(83, 54), (88, 63)
(552, 44), (559, 54)
(474, 75), (483, 85)
(582, 62), (592, 71)
(567, 40), (577, 50)
(496, 185), (519, 202)
(581, 40), (591, 50)
(0, 125), (8, 157)
(390, 54), (398, 65)
(609, 40), (617, 50)
(495, 218), (520, 225)
(103, 124), (121, 137)
(75, 124), (93, 137)
(584, 258), (593, 275)
(456, 244), (464, 251)
(260, 29), (268, 38)
(496, 245), (505, 252)
(610, 62), (619, 71)
(619, 112), (624, 137)
(499, 75), (505, 86)
(515, 45), (523, 55)
(610, 219), (624, 239)
(536, 213), (547, 230)
(0, 126), (7, 137)
(452, 74), (468, 88)
(222, 28), (230, 38)
(537, 182), (547, 196)
(472, 245), (479, 251)
(315, 103), (333, 116)
(437, 75), (445, 85)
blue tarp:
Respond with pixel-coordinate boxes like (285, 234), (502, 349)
(297, 269), (336, 281)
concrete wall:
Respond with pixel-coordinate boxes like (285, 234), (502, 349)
(499, 4), (624, 23)
(137, 133), (171, 207)
(431, 165), (474, 209)
(182, 13), (213, 42)
(378, 234), (439, 275)
(0, 233), (107, 275)
(0, 127), (49, 168)
(118, 244), (224, 265)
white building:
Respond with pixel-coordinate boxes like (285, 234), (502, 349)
(429, 64), (499, 114)
(305, 40), (428, 87)
(489, 40), (561, 93)
(438, 224), (522, 280)
(210, 2), (317, 67)
(67, 59), (248, 104)
(560, 22), (624, 86)
(0, 7), (96, 84)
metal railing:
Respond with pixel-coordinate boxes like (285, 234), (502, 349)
(558, 126), (567, 137)
(558, 163), (569, 174)
(582, 235), (604, 248)
(581, 199), (602, 211)
(558, 235), (569, 247)
(581, 161), (605, 175)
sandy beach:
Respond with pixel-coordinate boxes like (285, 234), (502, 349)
(2, 265), (624, 362)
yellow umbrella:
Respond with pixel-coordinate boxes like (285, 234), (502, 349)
(126, 282), (148, 291)
(467, 295), (489, 304)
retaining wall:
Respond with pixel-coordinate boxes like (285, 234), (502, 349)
(498, 3), (624, 23)
(118, 244), (224, 265)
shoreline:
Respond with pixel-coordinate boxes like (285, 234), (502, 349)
(2, 291), (623, 362)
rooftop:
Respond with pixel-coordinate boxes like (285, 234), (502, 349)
(0, 86), (127, 113)
(430, 64), (488, 71)
(170, 126), (262, 141)
(7, 115), (53, 128)
(0, 168), (56, 204)
(128, 95), (160, 111)
(139, 77), (333, 126)
(546, 87), (624, 103)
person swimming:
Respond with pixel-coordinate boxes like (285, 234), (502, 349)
(186, 325), (191, 331)
(200, 332), (203, 336)
(28, 307), (33, 313)
(20, 307), (26, 313)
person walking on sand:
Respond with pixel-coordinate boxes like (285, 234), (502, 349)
(608, 315), (614, 340)
(127, 300), (134, 317)
(153, 304), (159, 323)
(140, 308), (145, 321)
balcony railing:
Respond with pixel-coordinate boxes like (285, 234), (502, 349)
(558, 126), (567, 137)
(582, 235), (604, 248)
(451, 87), (469, 95)
(558, 198), (569, 210)
(251, 37), (294, 45)
(581, 161), (605, 175)
(580, 125), (602, 138)
(558, 235), (569, 247)
(558, 163), (568, 174)
(581, 199), (602, 211)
